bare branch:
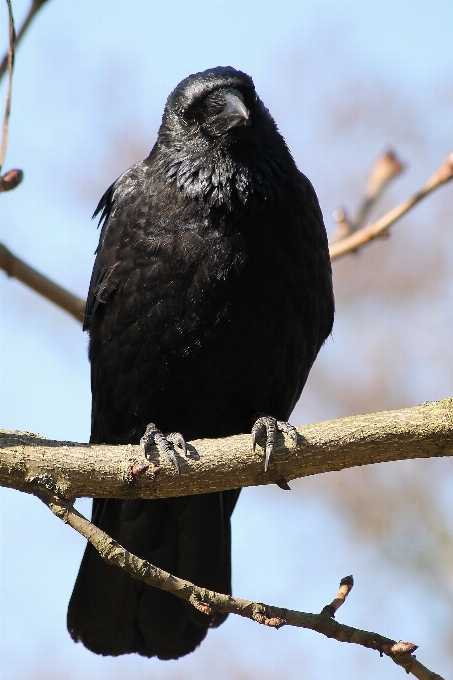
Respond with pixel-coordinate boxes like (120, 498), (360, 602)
(0, 0), (16, 173)
(329, 153), (453, 260)
(331, 150), (405, 242)
(321, 574), (354, 617)
(0, 0), (49, 82)
(331, 206), (353, 242)
(0, 242), (85, 321)
(1, 399), (452, 501)
(38, 491), (443, 679)
(351, 150), (405, 231)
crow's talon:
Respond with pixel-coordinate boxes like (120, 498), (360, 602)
(276, 420), (298, 446)
(251, 416), (298, 472)
(165, 431), (187, 456)
(140, 423), (185, 474)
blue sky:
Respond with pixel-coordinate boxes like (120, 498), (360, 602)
(1, 2), (452, 679)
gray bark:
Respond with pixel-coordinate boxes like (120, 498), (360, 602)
(1, 398), (451, 500)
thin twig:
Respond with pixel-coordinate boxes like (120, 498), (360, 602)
(329, 153), (453, 260)
(0, 0), (15, 172)
(331, 150), (405, 242)
(0, 0), (49, 82)
(40, 492), (444, 680)
(321, 575), (354, 617)
(0, 243), (85, 321)
(351, 150), (405, 231)
(331, 206), (352, 242)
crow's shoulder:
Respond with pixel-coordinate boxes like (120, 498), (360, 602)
(84, 161), (155, 331)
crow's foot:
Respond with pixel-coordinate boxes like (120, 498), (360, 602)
(251, 416), (298, 472)
(140, 423), (187, 474)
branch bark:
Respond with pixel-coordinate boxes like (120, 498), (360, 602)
(2, 400), (451, 679)
(331, 150), (405, 241)
(1, 398), (452, 501)
(0, 0), (15, 173)
(0, 0), (49, 82)
(0, 243), (85, 321)
(37, 490), (443, 680)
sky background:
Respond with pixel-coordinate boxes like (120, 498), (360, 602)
(1, 1), (453, 679)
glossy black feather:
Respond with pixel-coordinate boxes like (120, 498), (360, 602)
(68, 66), (334, 660)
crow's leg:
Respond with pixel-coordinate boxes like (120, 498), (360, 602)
(140, 423), (187, 474)
(251, 415), (298, 472)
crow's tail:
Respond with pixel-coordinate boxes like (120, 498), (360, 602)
(67, 490), (239, 659)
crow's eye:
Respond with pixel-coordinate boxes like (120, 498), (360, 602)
(181, 111), (196, 125)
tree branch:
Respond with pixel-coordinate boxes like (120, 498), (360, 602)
(36, 489), (443, 679)
(0, 0), (15, 173)
(1, 399), (452, 501)
(329, 153), (453, 260)
(2, 400), (450, 678)
(0, 0), (49, 82)
(0, 242), (85, 321)
(331, 150), (405, 241)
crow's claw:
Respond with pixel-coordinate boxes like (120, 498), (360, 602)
(140, 423), (186, 474)
(251, 415), (298, 472)
(276, 420), (298, 446)
(165, 431), (187, 456)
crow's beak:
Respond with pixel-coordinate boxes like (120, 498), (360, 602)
(207, 93), (250, 135)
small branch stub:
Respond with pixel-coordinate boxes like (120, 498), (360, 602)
(0, 168), (23, 192)
(321, 575), (354, 617)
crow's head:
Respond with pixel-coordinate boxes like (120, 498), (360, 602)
(160, 67), (257, 143)
(155, 67), (292, 209)
(157, 66), (286, 157)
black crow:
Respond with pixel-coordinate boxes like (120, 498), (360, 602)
(68, 66), (334, 660)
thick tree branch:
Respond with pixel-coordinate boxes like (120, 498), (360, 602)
(2, 400), (450, 678)
(1, 399), (452, 501)
(36, 490), (443, 679)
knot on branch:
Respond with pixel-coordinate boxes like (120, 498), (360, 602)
(125, 462), (150, 481)
(383, 641), (418, 656)
(189, 597), (213, 616)
(252, 606), (286, 628)
(380, 641), (419, 673)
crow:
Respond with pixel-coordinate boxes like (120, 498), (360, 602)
(67, 66), (334, 660)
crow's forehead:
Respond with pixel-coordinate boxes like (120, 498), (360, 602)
(166, 66), (255, 114)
